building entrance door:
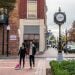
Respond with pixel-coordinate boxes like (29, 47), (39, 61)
(23, 39), (39, 54)
(23, 26), (40, 53)
(23, 34), (39, 53)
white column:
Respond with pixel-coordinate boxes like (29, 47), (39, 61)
(19, 19), (24, 47)
(39, 20), (45, 52)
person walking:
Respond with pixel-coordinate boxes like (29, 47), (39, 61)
(29, 41), (36, 69)
(18, 43), (26, 69)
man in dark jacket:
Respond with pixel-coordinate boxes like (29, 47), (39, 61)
(18, 43), (26, 68)
(29, 42), (36, 69)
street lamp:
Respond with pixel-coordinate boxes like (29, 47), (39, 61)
(0, 8), (8, 55)
(0, 8), (4, 55)
(7, 25), (10, 56)
(54, 7), (66, 61)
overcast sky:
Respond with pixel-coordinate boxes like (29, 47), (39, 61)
(46, 0), (75, 37)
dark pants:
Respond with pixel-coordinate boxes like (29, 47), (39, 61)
(29, 55), (35, 67)
(19, 56), (25, 67)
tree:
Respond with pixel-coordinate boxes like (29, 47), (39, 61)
(49, 34), (56, 44)
(61, 35), (66, 42)
(0, 0), (16, 13)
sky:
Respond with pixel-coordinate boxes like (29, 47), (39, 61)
(46, 0), (75, 37)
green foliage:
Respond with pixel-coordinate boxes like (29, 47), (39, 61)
(0, 0), (16, 12)
(49, 35), (56, 41)
(49, 34), (56, 44)
(50, 60), (75, 75)
(55, 70), (70, 75)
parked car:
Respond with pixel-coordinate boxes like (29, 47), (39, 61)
(63, 44), (75, 53)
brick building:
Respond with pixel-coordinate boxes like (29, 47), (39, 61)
(0, 0), (47, 55)
(0, 0), (19, 55)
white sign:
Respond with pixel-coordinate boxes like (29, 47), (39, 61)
(10, 35), (17, 40)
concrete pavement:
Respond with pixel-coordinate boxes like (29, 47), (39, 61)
(0, 47), (75, 75)
(37, 47), (75, 58)
(0, 58), (50, 75)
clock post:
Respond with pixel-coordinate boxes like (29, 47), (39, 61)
(54, 7), (66, 61)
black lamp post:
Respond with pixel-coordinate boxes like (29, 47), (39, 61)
(0, 8), (9, 55)
(54, 7), (66, 61)
(5, 9), (10, 57)
(0, 8), (7, 55)
(7, 25), (10, 56)
(0, 8), (4, 55)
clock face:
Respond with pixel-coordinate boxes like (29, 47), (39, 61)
(56, 13), (64, 22)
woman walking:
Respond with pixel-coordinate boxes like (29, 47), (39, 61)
(18, 43), (26, 69)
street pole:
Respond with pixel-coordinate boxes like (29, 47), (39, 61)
(6, 25), (10, 57)
(2, 24), (4, 55)
(1, 8), (5, 55)
(7, 29), (9, 56)
(58, 24), (62, 53)
(54, 7), (66, 61)
(6, 8), (10, 57)
(57, 24), (63, 61)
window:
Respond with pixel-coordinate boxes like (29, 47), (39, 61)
(27, 0), (37, 19)
(24, 26), (39, 34)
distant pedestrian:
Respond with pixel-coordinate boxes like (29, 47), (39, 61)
(29, 41), (36, 69)
(18, 43), (26, 69)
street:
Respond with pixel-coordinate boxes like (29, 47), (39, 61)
(0, 47), (75, 75)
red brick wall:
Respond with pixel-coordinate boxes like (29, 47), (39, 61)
(9, 0), (19, 55)
(0, 26), (3, 54)
(37, 0), (45, 19)
(0, 0), (19, 55)
(0, 0), (46, 55)
(19, 0), (27, 19)
(0, 25), (10, 55)
(19, 0), (45, 19)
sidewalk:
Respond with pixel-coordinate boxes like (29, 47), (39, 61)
(0, 58), (50, 75)
(0, 47), (75, 75)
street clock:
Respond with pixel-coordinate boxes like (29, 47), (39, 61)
(54, 7), (66, 56)
(56, 13), (65, 22)
(54, 10), (66, 25)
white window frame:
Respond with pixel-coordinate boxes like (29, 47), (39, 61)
(27, 0), (37, 19)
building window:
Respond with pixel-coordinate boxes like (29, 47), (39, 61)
(24, 26), (39, 34)
(27, 0), (37, 19)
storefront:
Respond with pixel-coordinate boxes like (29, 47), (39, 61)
(23, 26), (39, 51)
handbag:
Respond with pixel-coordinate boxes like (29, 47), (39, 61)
(15, 63), (20, 69)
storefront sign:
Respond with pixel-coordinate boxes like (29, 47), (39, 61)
(10, 35), (17, 40)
